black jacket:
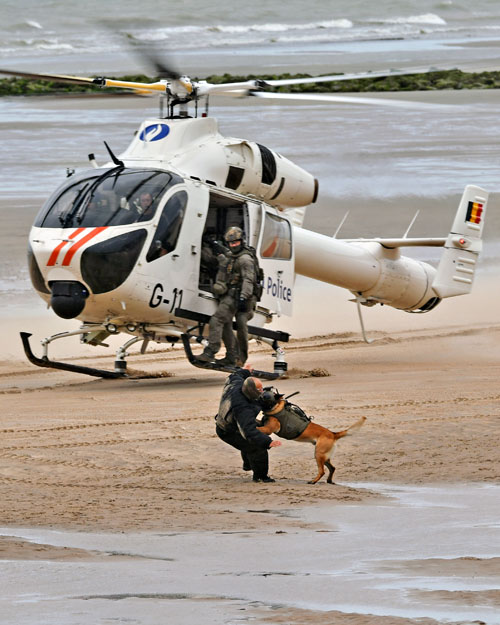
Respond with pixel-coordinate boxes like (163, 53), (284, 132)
(216, 369), (272, 448)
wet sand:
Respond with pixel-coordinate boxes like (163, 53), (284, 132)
(1, 483), (500, 624)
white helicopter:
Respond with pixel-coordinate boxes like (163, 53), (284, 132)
(0, 60), (488, 379)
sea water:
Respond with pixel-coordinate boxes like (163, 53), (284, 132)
(2, 0), (500, 74)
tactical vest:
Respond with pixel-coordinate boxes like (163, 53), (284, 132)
(215, 371), (237, 430)
(226, 246), (264, 301)
(263, 400), (311, 440)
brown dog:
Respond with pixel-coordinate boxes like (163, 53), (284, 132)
(257, 399), (365, 484)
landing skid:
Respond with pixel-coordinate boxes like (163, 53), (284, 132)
(20, 329), (286, 381)
(180, 334), (283, 380)
(20, 332), (124, 379)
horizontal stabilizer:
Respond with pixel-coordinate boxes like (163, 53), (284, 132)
(432, 185), (488, 298)
(343, 237), (446, 248)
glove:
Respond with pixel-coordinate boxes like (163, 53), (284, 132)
(211, 240), (228, 256)
(217, 253), (229, 268)
(238, 297), (249, 313)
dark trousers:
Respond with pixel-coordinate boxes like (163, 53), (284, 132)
(216, 425), (269, 480)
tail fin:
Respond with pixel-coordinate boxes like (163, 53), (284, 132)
(333, 416), (366, 441)
(432, 185), (488, 298)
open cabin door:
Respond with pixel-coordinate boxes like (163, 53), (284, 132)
(256, 209), (295, 317)
(198, 191), (250, 293)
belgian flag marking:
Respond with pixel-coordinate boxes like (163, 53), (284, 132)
(466, 201), (483, 225)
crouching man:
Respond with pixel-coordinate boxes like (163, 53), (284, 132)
(215, 367), (281, 483)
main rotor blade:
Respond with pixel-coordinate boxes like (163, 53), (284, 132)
(201, 80), (261, 96)
(265, 65), (443, 87)
(127, 46), (181, 81)
(93, 19), (182, 80)
(0, 68), (97, 86)
(249, 91), (445, 108)
(0, 67), (167, 94)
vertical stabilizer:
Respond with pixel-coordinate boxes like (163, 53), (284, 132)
(432, 185), (488, 298)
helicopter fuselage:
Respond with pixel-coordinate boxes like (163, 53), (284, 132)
(27, 113), (490, 366)
(28, 164), (299, 342)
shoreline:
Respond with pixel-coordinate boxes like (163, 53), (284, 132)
(3, 482), (499, 625)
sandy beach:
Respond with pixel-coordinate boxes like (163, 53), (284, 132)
(2, 313), (500, 533)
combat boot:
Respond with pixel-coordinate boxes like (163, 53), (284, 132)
(216, 353), (237, 366)
(196, 349), (216, 363)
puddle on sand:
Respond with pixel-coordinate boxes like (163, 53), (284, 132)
(1, 482), (499, 625)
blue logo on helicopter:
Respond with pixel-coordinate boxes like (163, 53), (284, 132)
(139, 123), (170, 142)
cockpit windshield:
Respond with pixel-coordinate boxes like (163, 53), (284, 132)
(35, 168), (183, 229)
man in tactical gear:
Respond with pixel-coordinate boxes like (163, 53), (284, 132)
(215, 366), (281, 482)
(198, 226), (258, 366)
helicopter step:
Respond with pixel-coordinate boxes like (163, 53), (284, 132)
(180, 334), (283, 380)
(174, 308), (290, 344)
(20, 332), (124, 379)
(175, 307), (289, 379)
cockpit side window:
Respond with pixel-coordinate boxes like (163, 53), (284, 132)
(260, 212), (292, 260)
(35, 169), (182, 228)
(146, 190), (188, 262)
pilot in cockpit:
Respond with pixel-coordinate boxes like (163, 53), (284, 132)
(135, 192), (156, 220)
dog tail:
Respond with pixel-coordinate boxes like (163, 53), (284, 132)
(333, 416), (366, 441)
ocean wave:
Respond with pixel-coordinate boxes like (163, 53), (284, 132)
(121, 15), (456, 51)
(34, 41), (75, 51)
(1, 10), (493, 61)
(127, 19), (356, 48)
(380, 13), (447, 26)
(210, 19), (353, 33)
(131, 19), (354, 40)
(11, 37), (75, 51)
(25, 20), (43, 30)
(129, 24), (203, 41)
(132, 31), (171, 42)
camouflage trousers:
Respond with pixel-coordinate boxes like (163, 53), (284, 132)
(207, 295), (255, 363)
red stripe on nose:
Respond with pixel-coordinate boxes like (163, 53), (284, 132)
(46, 228), (86, 266)
(62, 227), (107, 266)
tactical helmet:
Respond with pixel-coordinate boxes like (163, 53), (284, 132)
(224, 226), (244, 243)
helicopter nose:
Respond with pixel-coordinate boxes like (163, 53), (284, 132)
(50, 281), (89, 319)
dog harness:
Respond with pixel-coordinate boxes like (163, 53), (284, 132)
(262, 400), (311, 440)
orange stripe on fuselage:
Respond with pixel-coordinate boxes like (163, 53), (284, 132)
(46, 227), (86, 266)
(61, 227), (107, 266)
